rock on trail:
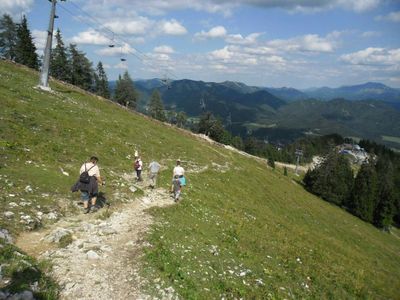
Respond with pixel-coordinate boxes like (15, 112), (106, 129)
(16, 188), (175, 300)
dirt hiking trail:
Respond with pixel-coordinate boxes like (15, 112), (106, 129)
(16, 187), (176, 300)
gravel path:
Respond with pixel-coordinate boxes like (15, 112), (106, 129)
(17, 188), (175, 300)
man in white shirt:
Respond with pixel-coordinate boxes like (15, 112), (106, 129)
(148, 160), (161, 188)
(80, 156), (103, 213)
(173, 159), (185, 177)
(171, 159), (186, 193)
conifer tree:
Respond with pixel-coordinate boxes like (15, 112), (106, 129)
(94, 61), (110, 98)
(50, 29), (70, 82)
(303, 152), (353, 206)
(0, 14), (17, 60)
(198, 112), (226, 143)
(15, 15), (38, 69)
(374, 158), (395, 229)
(231, 136), (244, 150)
(114, 71), (138, 108)
(68, 44), (94, 91)
(348, 161), (378, 223)
(148, 89), (166, 121)
(176, 111), (187, 128)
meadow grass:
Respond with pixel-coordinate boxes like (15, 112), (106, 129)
(1, 60), (400, 299)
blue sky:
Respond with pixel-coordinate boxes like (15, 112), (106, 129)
(1, 0), (400, 88)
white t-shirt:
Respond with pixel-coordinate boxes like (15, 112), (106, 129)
(80, 162), (100, 178)
(173, 165), (185, 176)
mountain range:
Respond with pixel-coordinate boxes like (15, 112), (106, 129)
(111, 79), (400, 149)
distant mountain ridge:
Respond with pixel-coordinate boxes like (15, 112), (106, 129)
(126, 79), (400, 103)
(303, 82), (400, 102)
(109, 78), (400, 148)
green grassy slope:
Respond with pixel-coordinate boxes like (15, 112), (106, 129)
(1, 60), (400, 299)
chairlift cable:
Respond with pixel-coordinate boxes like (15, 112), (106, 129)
(57, 4), (145, 63)
(63, 1), (178, 80)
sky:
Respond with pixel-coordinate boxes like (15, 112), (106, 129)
(1, 0), (400, 89)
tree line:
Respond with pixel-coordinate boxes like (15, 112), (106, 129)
(304, 143), (400, 230)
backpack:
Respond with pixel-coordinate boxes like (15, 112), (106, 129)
(134, 159), (141, 170)
(80, 163), (95, 184)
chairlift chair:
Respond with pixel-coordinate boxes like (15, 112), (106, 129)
(120, 46), (126, 61)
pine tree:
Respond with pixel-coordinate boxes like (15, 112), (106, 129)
(348, 161), (378, 223)
(94, 61), (110, 98)
(15, 15), (38, 69)
(114, 71), (138, 108)
(231, 136), (244, 150)
(68, 44), (94, 91)
(198, 112), (226, 143)
(148, 89), (166, 121)
(50, 29), (70, 82)
(374, 158), (395, 229)
(176, 111), (187, 128)
(303, 152), (353, 206)
(0, 14), (17, 60)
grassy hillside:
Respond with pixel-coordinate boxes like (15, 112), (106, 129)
(1, 60), (400, 299)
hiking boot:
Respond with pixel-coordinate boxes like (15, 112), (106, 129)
(90, 206), (98, 213)
(83, 207), (90, 214)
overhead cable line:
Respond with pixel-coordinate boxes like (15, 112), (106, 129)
(58, 2), (178, 80)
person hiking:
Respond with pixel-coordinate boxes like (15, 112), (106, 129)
(148, 160), (161, 189)
(71, 156), (103, 214)
(171, 159), (186, 192)
(134, 155), (143, 182)
(172, 175), (181, 202)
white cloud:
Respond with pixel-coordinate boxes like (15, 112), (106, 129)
(154, 45), (175, 54)
(209, 46), (234, 60)
(340, 47), (400, 66)
(225, 32), (262, 45)
(208, 45), (286, 69)
(96, 43), (135, 56)
(195, 26), (227, 39)
(113, 62), (129, 70)
(267, 33), (337, 53)
(32, 30), (48, 52)
(81, 0), (382, 16)
(375, 11), (400, 22)
(159, 19), (187, 35)
(361, 31), (381, 38)
(0, 0), (34, 18)
(70, 29), (110, 45)
(103, 17), (154, 35)
(148, 53), (171, 62)
(335, 0), (380, 13)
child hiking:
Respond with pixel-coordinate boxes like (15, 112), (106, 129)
(134, 155), (143, 182)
